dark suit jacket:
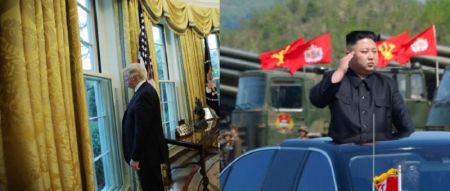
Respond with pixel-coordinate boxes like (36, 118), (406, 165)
(122, 82), (169, 169)
(310, 70), (415, 144)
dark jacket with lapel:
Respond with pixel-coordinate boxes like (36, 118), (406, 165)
(310, 70), (415, 144)
(122, 82), (169, 169)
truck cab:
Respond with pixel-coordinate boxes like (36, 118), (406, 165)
(232, 69), (330, 150)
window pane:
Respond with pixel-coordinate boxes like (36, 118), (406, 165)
(207, 34), (218, 49)
(95, 159), (106, 190)
(155, 45), (168, 80)
(397, 73), (407, 99)
(163, 102), (170, 122)
(152, 26), (164, 44)
(210, 49), (220, 80)
(77, 0), (89, 10)
(411, 74), (424, 99)
(236, 76), (265, 109)
(159, 82), (179, 138)
(81, 43), (93, 70)
(271, 81), (302, 109)
(78, 7), (91, 43)
(89, 119), (102, 157)
(85, 80), (97, 117)
(297, 152), (336, 191)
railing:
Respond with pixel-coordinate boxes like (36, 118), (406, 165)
(165, 121), (219, 191)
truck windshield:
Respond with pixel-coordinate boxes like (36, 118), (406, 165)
(411, 73), (425, 99)
(235, 76), (265, 110)
(271, 80), (302, 109)
(435, 70), (450, 102)
(349, 148), (450, 191)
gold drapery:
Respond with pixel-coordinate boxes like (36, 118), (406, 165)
(0, 0), (94, 190)
(142, 0), (220, 36)
(180, 29), (207, 116)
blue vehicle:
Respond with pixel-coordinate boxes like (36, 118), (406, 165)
(220, 132), (450, 191)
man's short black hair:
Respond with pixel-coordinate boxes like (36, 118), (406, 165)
(346, 31), (379, 47)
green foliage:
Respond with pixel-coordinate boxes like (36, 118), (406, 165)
(86, 80), (97, 117)
(222, 0), (449, 67)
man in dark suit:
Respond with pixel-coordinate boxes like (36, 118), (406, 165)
(310, 31), (415, 144)
(122, 63), (169, 191)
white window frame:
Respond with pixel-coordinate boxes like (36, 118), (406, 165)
(78, 0), (99, 72)
(152, 24), (180, 139)
(83, 73), (123, 191)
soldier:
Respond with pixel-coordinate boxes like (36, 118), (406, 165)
(298, 128), (309, 139)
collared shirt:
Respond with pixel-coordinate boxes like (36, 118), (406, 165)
(310, 69), (415, 144)
(134, 80), (146, 93)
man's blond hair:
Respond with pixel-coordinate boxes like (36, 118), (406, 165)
(123, 63), (147, 81)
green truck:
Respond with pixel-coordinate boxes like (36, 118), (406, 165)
(231, 69), (330, 150)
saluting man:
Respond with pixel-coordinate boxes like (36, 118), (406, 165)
(310, 31), (415, 144)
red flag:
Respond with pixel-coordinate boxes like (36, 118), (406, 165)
(374, 168), (400, 191)
(376, 32), (410, 68)
(260, 37), (304, 70)
(285, 33), (332, 74)
(376, 175), (399, 191)
(400, 25), (437, 62)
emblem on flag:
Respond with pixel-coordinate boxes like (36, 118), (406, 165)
(270, 45), (291, 66)
(378, 42), (396, 60)
(410, 38), (429, 53)
(304, 45), (323, 63)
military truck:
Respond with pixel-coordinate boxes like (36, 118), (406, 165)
(231, 69), (330, 150)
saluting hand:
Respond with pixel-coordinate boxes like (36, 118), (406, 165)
(130, 159), (141, 171)
(338, 51), (354, 72)
(332, 51), (354, 83)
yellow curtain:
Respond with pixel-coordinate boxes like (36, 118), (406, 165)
(164, 0), (189, 34)
(0, 0), (94, 190)
(141, 0), (220, 36)
(180, 28), (207, 120)
(123, 0), (139, 64)
(143, 0), (163, 23)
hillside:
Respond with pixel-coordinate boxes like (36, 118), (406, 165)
(221, 0), (450, 66)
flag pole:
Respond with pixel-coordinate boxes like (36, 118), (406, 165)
(436, 60), (440, 87)
(372, 113), (376, 191)
(303, 65), (308, 127)
(433, 25), (440, 88)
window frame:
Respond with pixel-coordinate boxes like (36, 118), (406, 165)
(152, 24), (180, 139)
(83, 72), (123, 191)
(78, 0), (100, 72)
